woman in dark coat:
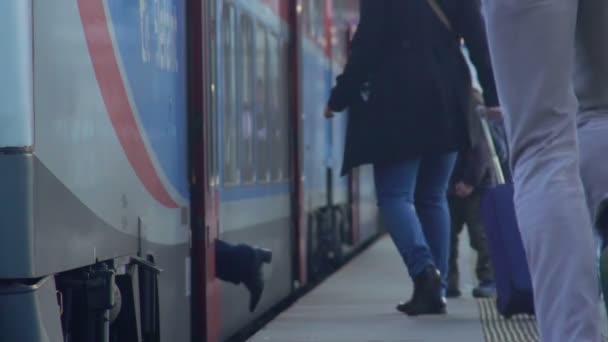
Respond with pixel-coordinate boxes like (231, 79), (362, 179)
(326, 0), (499, 315)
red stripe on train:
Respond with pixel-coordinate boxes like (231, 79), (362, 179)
(77, 0), (179, 209)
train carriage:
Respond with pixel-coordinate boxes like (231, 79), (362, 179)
(0, 1), (378, 341)
(1, 0), (191, 341)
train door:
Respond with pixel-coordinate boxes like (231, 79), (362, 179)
(188, 0), (221, 341)
(288, 0), (308, 287)
(325, 1), (361, 252)
(289, 0), (328, 287)
(344, 25), (360, 247)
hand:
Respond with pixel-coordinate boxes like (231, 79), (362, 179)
(454, 182), (474, 198)
(486, 106), (503, 121)
(324, 107), (334, 119)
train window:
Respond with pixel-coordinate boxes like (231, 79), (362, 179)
(221, 3), (239, 185)
(306, 0), (326, 44)
(305, 1), (315, 37)
(239, 14), (256, 183)
(267, 34), (290, 182)
(267, 33), (281, 181)
(279, 38), (290, 181)
(255, 25), (270, 183)
(332, 26), (347, 66)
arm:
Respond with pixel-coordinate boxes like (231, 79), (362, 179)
(452, 0), (499, 107)
(328, 0), (386, 112)
(450, 152), (466, 188)
(461, 145), (491, 189)
(462, 95), (492, 188)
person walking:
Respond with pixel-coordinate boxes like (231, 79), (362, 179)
(482, 0), (608, 340)
(447, 91), (496, 299)
(325, 0), (499, 315)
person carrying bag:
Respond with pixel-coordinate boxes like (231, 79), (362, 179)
(325, 0), (500, 315)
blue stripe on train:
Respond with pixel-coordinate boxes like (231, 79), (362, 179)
(106, 0), (189, 198)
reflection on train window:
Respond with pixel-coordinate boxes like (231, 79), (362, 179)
(239, 14), (256, 183)
(267, 33), (282, 182)
(306, 0), (326, 45)
(305, 0), (318, 38)
(222, 3), (239, 185)
(255, 24), (270, 183)
(279, 38), (290, 181)
(332, 26), (347, 66)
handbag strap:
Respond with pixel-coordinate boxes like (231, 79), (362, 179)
(426, 0), (453, 31)
(477, 106), (506, 184)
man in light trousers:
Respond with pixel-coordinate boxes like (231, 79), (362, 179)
(482, 0), (608, 341)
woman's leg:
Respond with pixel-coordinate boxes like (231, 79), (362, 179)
(415, 153), (458, 289)
(374, 159), (436, 279)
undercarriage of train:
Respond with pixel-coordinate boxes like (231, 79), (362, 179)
(0, 255), (162, 342)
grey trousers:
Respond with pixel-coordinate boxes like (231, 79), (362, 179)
(482, 0), (608, 341)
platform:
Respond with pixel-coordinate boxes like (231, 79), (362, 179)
(250, 235), (608, 342)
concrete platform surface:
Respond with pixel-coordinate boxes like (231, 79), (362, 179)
(250, 236), (487, 342)
(250, 235), (608, 342)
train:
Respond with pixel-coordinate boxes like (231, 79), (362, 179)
(0, 1), (380, 341)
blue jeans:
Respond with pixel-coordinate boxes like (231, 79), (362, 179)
(374, 153), (457, 288)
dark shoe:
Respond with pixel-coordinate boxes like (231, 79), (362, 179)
(243, 248), (272, 312)
(472, 281), (496, 298)
(397, 267), (446, 316)
(446, 287), (462, 298)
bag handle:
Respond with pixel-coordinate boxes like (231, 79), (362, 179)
(476, 106), (506, 185)
(426, 0), (453, 31)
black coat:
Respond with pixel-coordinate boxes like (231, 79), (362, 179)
(328, 0), (499, 175)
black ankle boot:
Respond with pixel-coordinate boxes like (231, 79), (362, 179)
(243, 248), (273, 312)
(397, 267), (446, 316)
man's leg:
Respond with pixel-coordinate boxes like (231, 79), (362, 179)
(464, 193), (495, 298)
(215, 239), (249, 285)
(576, 0), (608, 233)
(483, 1), (600, 341)
(447, 196), (466, 297)
(575, 0), (608, 317)
(215, 240), (272, 312)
